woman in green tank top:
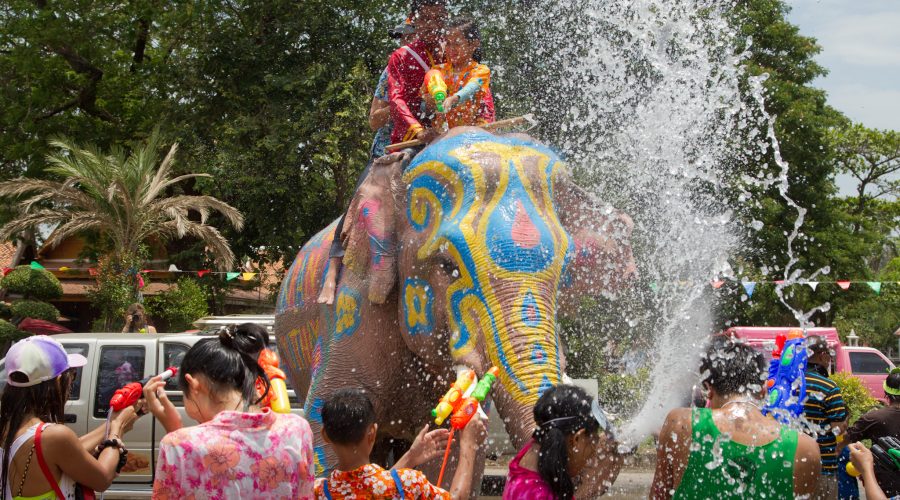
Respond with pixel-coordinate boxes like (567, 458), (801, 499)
(650, 338), (822, 499)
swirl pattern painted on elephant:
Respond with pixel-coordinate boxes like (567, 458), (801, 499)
(403, 131), (573, 404)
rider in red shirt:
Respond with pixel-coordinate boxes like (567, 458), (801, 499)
(387, 0), (448, 144)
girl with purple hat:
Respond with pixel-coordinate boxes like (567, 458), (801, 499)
(0, 335), (142, 499)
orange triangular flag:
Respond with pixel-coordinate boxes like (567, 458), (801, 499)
(836, 281), (851, 290)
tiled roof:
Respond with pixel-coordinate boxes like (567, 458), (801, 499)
(0, 242), (18, 268)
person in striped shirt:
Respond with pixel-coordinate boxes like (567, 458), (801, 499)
(802, 335), (849, 500)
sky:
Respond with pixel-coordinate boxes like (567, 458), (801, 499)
(784, 0), (900, 195)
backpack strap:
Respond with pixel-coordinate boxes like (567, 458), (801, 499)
(401, 46), (430, 72)
(322, 479), (333, 500)
(390, 468), (405, 500)
(34, 423), (66, 500)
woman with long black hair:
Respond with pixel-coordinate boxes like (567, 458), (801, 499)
(146, 323), (315, 499)
(0, 335), (140, 499)
(503, 385), (619, 499)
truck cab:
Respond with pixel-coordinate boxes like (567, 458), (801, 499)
(0, 331), (302, 498)
(724, 326), (896, 403)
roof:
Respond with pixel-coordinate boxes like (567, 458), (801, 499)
(57, 280), (174, 302)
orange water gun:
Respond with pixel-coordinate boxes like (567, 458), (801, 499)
(257, 348), (291, 413)
(425, 68), (448, 112)
(432, 369), (476, 425)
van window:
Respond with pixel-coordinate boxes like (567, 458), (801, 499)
(162, 343), (189, 392)
(849, 351), (890, 375)
(94, 346), (145, 418)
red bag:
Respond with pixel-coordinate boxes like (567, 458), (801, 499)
(35, 422), (96, 500)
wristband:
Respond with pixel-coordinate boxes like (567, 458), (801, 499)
(99, 439), (129, 473)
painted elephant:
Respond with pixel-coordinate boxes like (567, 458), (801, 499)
(275, 128), (636, 496)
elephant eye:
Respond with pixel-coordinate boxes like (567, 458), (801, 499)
(438, 257), (459, 278)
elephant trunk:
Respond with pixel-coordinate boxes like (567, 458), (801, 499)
(483, 284), (563, 449)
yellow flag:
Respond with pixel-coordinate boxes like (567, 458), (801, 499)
(241, 272), (257, 281)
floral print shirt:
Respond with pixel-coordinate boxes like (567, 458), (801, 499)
(153, 409), (315, 500)
(314, 464), (449, 499)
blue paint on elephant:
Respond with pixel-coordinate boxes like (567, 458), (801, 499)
(305, 397), (325, 424)
(486, 165), (556, 273)
(521, 291), (541, 327)
(531, 343), (548, 365)
(538, 375), (554, 396)
(334, 286), (361, 340)
(403, 278), (435, 335)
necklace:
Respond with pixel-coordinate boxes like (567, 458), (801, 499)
(721, 399), (761, 411)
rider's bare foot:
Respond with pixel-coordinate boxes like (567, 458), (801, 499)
(317, 278), (336, 305)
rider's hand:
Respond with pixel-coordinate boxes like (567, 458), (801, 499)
(415, 127), (440, 144)
(443, 94), (460, 111)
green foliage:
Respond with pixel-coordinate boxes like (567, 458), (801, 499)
(0, 266), (63, 301)
(146, 278), (209, 332)
(10, 300), (60, 322)
(87, 251), (145, 331)
(597, 368), (651, 416)
(0, 319), (27, 344)
(831, 372), (880, 424)
(0, 302), (10, 320)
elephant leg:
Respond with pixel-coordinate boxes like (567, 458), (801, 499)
(303, 379), (336, 476)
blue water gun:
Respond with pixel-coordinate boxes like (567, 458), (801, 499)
(762, 329), (807, 423)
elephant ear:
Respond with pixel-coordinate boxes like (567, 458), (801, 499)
(341, 152), (407, 304)
(555, 173), (636, 297)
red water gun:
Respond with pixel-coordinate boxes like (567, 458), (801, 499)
(109, 367), (177, 412)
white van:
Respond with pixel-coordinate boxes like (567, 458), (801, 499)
(0, 331), (302, 498)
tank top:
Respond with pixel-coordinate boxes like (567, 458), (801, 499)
(1, 423), (77, 500)
(673, 407), (798, 499)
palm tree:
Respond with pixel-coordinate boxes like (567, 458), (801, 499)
(0, 132), (244, 270)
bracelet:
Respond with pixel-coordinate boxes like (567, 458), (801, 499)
(98, 439), (129, 474)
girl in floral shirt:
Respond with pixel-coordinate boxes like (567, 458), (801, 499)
(147, 324), (315, 499)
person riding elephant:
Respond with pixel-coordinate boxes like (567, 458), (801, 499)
(275, 127), (636, 497)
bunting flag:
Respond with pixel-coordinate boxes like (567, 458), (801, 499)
(2, 267), (12, 276)
(649, 282), (659, 292)
(168, 264), (180, 272)
(29, 261), (45, 270)
(197, 269), (211, 278)
(743, 282), (756, 298)
(88, 268), (98, 277)
(241, 272), (257, 281)
(836, 281), (851, 290)
(711, 280), (725, 289)
(226, 272), (240, 281)
(59, 266), (70, 272)
(867, 282), (882, 295)
(774, 280), (785, 285)
(807, 282), (819, 291)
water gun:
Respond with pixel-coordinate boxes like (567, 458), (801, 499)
(109, 366), (177, 412)
(424, 69), (448, 113)
(762, 329), (807, 423)
(846, 437), (900, 477)
(257, 348), (291, 413)
(432, 369), (476, 425)
(449, 367), (500, 430)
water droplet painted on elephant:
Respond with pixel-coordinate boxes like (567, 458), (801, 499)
(403, 278), (434, 335)
(531, 343), (548, 365)
(521, 291), (541, 327)
(334, 286), (361, 339)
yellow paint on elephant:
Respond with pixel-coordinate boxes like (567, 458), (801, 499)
(404, 139), (569, 404)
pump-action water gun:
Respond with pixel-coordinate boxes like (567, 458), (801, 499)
(257, 348), (291, 413)
(762, 329), (807, 423)
(432, 369), (476, 426)
(110, 367), (178, 412)
(449, 367), (500, 430)
(846, 437), (900, 477)
(425, 69), (448, 113)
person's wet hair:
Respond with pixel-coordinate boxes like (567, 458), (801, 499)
(0, 370), (73, 496)
(699, 337), (766, 397)
(886, 369), (900, 404)
(178, 323), (270, 405)
(322, 388), (376, 445)
(532, 385), (600, 500)
(448, 15), (483, 62)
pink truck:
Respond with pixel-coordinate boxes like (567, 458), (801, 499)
(724, 326), (896, 404)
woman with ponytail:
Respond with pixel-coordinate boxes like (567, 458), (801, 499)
(503, 385), (619, 500)
(148, 323), (315, 499)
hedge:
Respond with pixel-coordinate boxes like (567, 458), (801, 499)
(10, 300), (60, 323)
(1, 266), (63, 301)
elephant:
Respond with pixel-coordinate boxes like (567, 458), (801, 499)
(275, 127), (636, 497)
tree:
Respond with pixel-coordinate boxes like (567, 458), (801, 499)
(829, 124), (900, 225)
(0, 132), (244, 269)
(146, 277), (209, 332)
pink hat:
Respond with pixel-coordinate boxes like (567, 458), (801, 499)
(4, 335), (86, 387)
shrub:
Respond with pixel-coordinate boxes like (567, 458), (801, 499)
(10, 300), (60, 323)
(146, 278), (209, 332)
(0, 319), (27, 343)
(831, 372), (880, 424)
(0, 266), (63, 301)
(0, 302), (11, 320)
